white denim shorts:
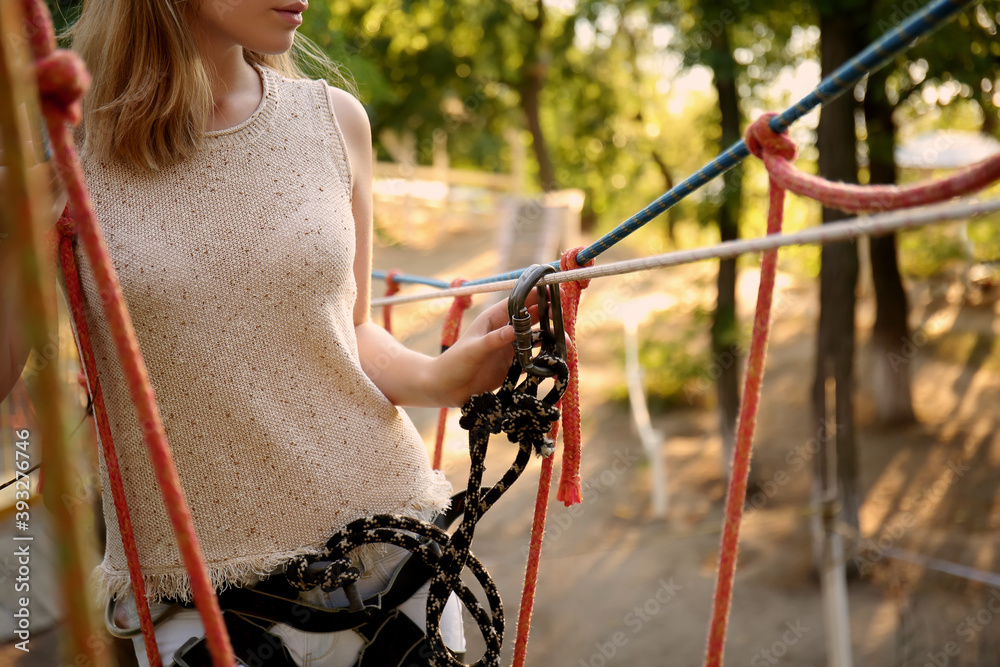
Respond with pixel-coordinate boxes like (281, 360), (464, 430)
(122, 544), (466, 667)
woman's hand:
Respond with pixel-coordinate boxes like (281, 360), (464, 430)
(355, 295), (539, 409)
(429, 299), (518, 407)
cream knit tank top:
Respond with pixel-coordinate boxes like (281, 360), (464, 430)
(72, 65), (452, 603)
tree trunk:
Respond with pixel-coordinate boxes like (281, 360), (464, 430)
(813, 12), (864, 567)
(864, 67), (915, 425)
(651, 152), (679, 243)
(519, 0), (557, 192)
(709, 28), (743, 480)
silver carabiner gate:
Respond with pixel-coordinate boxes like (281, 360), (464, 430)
(507, 264), (566, 378)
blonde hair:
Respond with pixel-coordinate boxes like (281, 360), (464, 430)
(69, 0), (355, 172)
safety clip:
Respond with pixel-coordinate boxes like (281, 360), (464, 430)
(508, 264), (566, 378)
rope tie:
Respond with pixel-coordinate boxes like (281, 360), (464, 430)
(555, 247), (593, 507)
(747, 111), (1000, 213)
(704, 117), (788, 667)
(24, 0), (235, 664)
(382, 269), (402, 333)
(433, 279), (473, 470)
(34, 50), (89, 126)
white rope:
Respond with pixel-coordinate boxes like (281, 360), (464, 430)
(371, 196), (1000, 308)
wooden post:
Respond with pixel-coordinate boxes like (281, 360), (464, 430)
(818, 379), (854, 667)
(623, 314), (667, 518)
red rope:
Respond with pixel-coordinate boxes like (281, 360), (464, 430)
(511, 453), (555, 667)
(746, 112), (1000, 212)
(56, 213), (162, 667)
(432, 279), (472, 470)
(703, 167), (784, 667)
(704, 113), (1000, 667)
(24, 1), (235, 664)
(382, 270), (402, 334)
(555, 247), (592, 507)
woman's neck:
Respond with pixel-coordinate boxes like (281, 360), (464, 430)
(194, 38), (263, 132)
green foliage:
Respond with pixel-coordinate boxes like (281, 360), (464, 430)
(606, 304), (734, 411)
(898, 225), (969, 278)
(966, 214), (1000, 261)
(870, 0), (1000, 136)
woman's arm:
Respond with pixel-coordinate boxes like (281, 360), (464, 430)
(328, 87), (517, 408)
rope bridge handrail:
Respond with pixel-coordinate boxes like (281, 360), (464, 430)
(374, 0), (977, 291)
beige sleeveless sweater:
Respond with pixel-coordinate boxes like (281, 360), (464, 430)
(71, 65), (451, 603)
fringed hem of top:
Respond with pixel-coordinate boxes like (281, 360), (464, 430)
(96, 474), (454, 605)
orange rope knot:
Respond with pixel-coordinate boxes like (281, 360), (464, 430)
(554, 247), (593, 507)
(35, 50), (90, 127)
(745, 112), (797, 162)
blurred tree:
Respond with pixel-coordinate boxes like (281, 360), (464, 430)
(860, 1), (1000, 425)
(664, 0), (804, 478)
(308, 0), (580, 192)
(889, 0), (1000, 137)
(864, 64), (916, 425)
(812, 0), (868, 558)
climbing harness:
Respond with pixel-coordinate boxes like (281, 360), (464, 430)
(112, 266), (569, 667)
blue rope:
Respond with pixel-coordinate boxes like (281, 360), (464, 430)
(377, 0), (974, 290)
(371, 269), (450, 289)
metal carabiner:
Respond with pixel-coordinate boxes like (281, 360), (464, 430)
(508, 264), (566, 378)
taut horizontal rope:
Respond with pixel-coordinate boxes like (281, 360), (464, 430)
(371, 196), (1000, 308)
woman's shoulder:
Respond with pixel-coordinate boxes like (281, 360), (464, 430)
(322, 84), (371, 149)
(267, 67), (370, 152)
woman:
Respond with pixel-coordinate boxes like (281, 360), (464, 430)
(60, 0), (520, 664)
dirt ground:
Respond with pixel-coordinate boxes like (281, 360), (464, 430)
(376, 222), (1000, 667)
(2, 219), (998, 667)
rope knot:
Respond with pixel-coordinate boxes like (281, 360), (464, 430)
(503, 393), (560, 457)
(559, 247), (593, 289)
(460, 392), (504, 434)
(450, 278), (473, 311)
(384, 270), (402, 296)
(36, 50), (90, 127)
(56, 206), (76, 237)
(745, 112), (796, 162)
